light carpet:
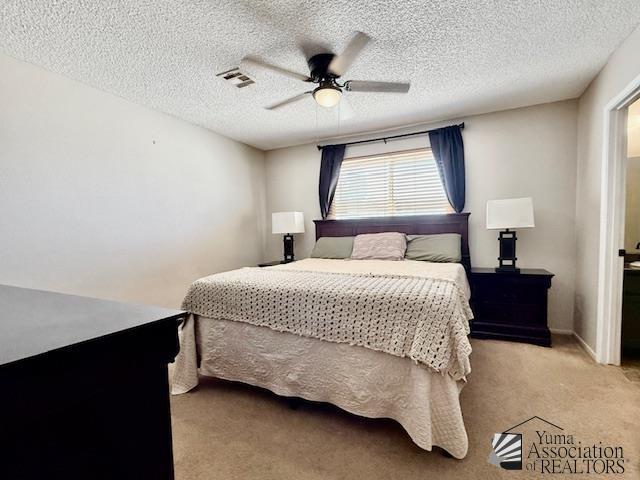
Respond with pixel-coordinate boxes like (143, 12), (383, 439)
(170, 335), (640, 479)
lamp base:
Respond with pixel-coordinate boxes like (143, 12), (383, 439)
(495, 266), (521, 274)
(283, 234), (294, 263)
(496, 229), (520, 273)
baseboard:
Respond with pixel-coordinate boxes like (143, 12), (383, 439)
(548, 329), (598, 361)
(549, 328), (573, 335)
(573, 332), (597, 361)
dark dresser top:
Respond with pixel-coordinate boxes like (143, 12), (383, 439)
(0, 285), (186, 367)
(471, 267), (554, 277)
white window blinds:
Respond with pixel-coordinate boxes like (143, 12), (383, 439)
(329, 148), (451, 219)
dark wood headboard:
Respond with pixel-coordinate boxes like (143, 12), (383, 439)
(313, 213), (471, 273)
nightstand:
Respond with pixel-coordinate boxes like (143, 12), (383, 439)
(470, 267), (554, 347)
(257, 260), (285, 267)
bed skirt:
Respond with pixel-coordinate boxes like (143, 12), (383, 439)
(172, 314), (469, 459)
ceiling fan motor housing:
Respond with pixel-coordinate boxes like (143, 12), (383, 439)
(307, 53), (338, 83)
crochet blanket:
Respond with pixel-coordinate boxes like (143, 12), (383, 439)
(182, 267), (473, 380)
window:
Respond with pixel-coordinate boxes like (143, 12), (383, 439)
(329, 148), (451, 219)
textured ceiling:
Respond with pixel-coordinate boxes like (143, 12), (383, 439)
(1, 1), (640, 150)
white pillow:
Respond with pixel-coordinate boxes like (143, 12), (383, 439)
(350, 232), (407, 261)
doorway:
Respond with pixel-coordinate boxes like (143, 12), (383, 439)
(596, 74), (640, 366)
(621, 98), (640, 380)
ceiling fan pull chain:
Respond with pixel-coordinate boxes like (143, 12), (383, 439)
(315, 103), (319, 143)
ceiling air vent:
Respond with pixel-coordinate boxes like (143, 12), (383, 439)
(216, 68), (255, 88)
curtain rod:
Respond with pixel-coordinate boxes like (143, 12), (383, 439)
(316, 122), (464, 151)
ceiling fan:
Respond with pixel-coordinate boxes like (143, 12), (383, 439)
(242, 32), (411, 111)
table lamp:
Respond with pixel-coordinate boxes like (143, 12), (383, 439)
(486, 198), (535, 273)
(272, 212), (305, 263)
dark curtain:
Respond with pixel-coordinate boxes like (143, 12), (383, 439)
(428, 125), (466, 213)
(318, 144), (347, 219)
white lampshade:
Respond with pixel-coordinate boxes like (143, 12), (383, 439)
(486, 197), (535, 230)
(272, 211), (305, 234)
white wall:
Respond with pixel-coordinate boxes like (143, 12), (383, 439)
(0, 53), (266, 309)
(629, 99), (640, 158)
(265, 100), (578, 331)
(625, 157), (640, 252)
(627, 102), (640, 252)
(574, 24), (640, 350)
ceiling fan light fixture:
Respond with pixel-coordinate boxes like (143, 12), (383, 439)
(313, 85), (342, 108)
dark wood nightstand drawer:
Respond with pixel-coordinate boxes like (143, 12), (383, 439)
(473, 301), (546, 326)
(473, 283), (546, 305)
(470, 268), (553, 347)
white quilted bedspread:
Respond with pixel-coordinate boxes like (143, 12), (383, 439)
(181, 259), (473, 380)
(172, 259), (473, 457)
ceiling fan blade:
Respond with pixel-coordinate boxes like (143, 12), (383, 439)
(328, 31), (371, 77)
(345, 80), (410, 93)
(242, 56), (312, 83)
(266, 91), (312, 110)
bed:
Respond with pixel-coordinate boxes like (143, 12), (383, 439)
(172, 213), (473, 458)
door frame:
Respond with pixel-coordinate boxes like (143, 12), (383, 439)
(596, 74), (640, 364)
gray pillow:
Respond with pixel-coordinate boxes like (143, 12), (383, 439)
(405, 234), (462, 263)
(310, 236), (354, 259)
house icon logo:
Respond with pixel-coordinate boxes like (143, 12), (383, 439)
(489, 432), (523, 470)
(488, 416), (563, 471)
